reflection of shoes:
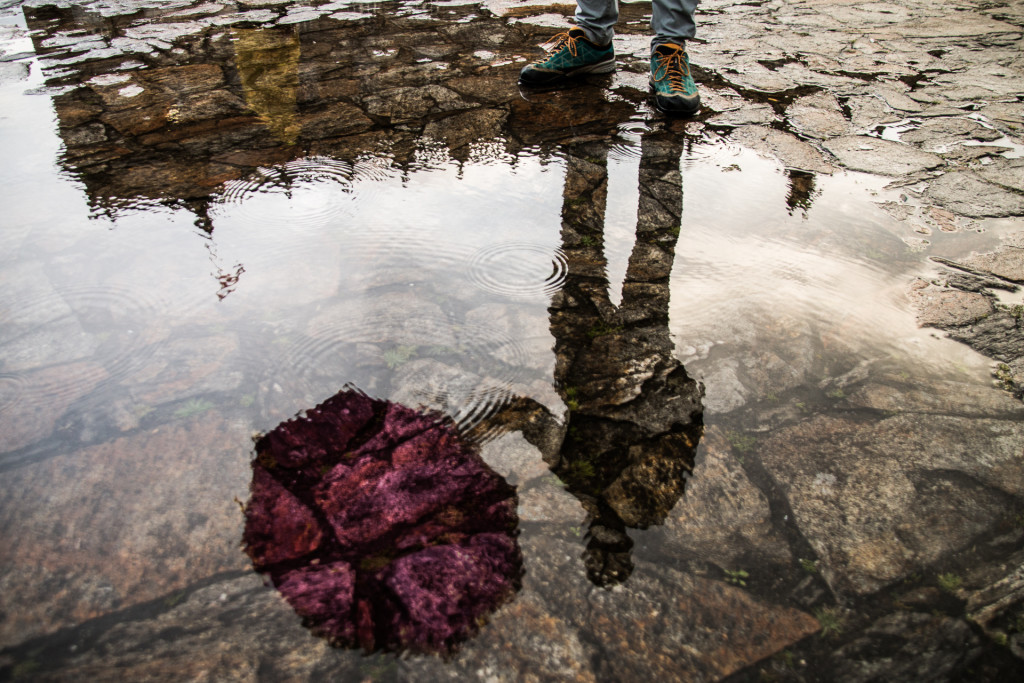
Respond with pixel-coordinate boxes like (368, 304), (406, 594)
(649, 42), (700, 117)
(519, 28), (615, 87)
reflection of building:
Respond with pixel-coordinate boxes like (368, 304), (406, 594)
(25, 1), (638, 221)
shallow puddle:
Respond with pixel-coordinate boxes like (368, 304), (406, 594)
(1, 0), (1023, 680)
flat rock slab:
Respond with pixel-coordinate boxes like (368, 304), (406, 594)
(907, 279), (995, 327)
(829, 612), (981, 683)
(974, 157), (1024, 195)
(786, 92), (851, 140)
(1, 535), (820, 682)
(964, 548), (1024, 658)
(731, 125), (833, 174)
(823, 136), (943, 176)
(960, 241), (1024, 284)
(923, 171), (1024, 218)
(0, 413), (251, 647)
(758, 384), (1024, 596)
(664, 426), (791, 567)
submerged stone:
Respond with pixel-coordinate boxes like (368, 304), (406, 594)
(243, 389), (522, 655)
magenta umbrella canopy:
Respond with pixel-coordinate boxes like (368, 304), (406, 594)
(243, 389), (523, 654)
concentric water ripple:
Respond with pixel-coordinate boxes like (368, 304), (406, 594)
(272, 312), (530, 430)
(217, 167), (281, 205)
(211, 155), (405, 264)
(0, 373), (26, 417)
(214, 172), (356, 231)
(217, 154), (398, 206)
(399, 382), (517, 437)
(0, 284), (171, 406)
(337, 224), (478, 271)
(683, 137), (734, 170)
(468, 242), (568, 300)
(610, 120), (649, 161)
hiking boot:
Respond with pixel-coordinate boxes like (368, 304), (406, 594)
(519, 27), (615, 87)
(649, 43), (700, 116)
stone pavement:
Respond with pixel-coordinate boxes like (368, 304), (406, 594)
(0, 0), (1022, 680)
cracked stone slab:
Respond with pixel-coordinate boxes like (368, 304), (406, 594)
(663, 425), (791, 568)
(823, 135), (943, 176)
(923, 171), (1024, 218)
(828, 612), (982, 682)
(786, 92), (852, 140)
(758, 388), (1024, 595)
(907, 278), (995, 327)
(972, 157), (1024, 195)
(963, 548), (1024, 658)
(731, 125), (833, 174)
(0, 413), (251, 648)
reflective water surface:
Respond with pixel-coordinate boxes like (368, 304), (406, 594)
(2, 0), (1024, 680)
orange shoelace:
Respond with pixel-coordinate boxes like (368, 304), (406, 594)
(539, 31), (580, 60)
(652, 48), (691, 93)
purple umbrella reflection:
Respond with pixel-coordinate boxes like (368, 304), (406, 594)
(243, 389), (522, 654)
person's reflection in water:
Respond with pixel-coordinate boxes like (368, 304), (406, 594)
(492, 130), (704, 587)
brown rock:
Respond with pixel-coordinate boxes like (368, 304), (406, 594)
(298, 76), (360, 103)
(449, 73), (521, 104)
(961, 243), (1024, 284)
(0, 574), (358, 681)
(298, 102), (374, 139)
(0, 362), (108, 454)
(829, 612), (981, 682)
(786, 92), (851, 139)
(732, 125), (834, 174)
(908, 278), (995, 327)
(423, 108), (508, 151)
(168, 90), (249, 124)
(923, 171), (1024, 219)
(443, 593), (599, 682)
(130, 334), (243, 405)
(62, 122), (107, 147)
(759, 404), (1024, 595)
(823, 135), (942, 176)
(585, 565), (820, 681)
(363, 84), (473, 124)
(965, 548), (1024, 635)
(55, 100), (103, 128)
(665, 426), (791, 567)
(0, 413), (251, 647)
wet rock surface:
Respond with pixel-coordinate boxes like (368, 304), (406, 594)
(0, 0), (1023, 681)
(910, 233), (1024, 398)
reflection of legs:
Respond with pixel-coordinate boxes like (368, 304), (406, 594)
(550, 140), (612, 390)
(549, 134), (700, 587)
(615, 132), (699, 520)
(620, 133), (684, 327)
(579, 132), (697, 585)
(550, 142), (635, 586)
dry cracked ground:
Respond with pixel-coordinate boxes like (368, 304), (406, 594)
(0, 0), (1023, 681)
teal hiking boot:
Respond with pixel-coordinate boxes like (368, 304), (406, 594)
(519, 27), (615, 87)
(649, 43), (700, 117)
